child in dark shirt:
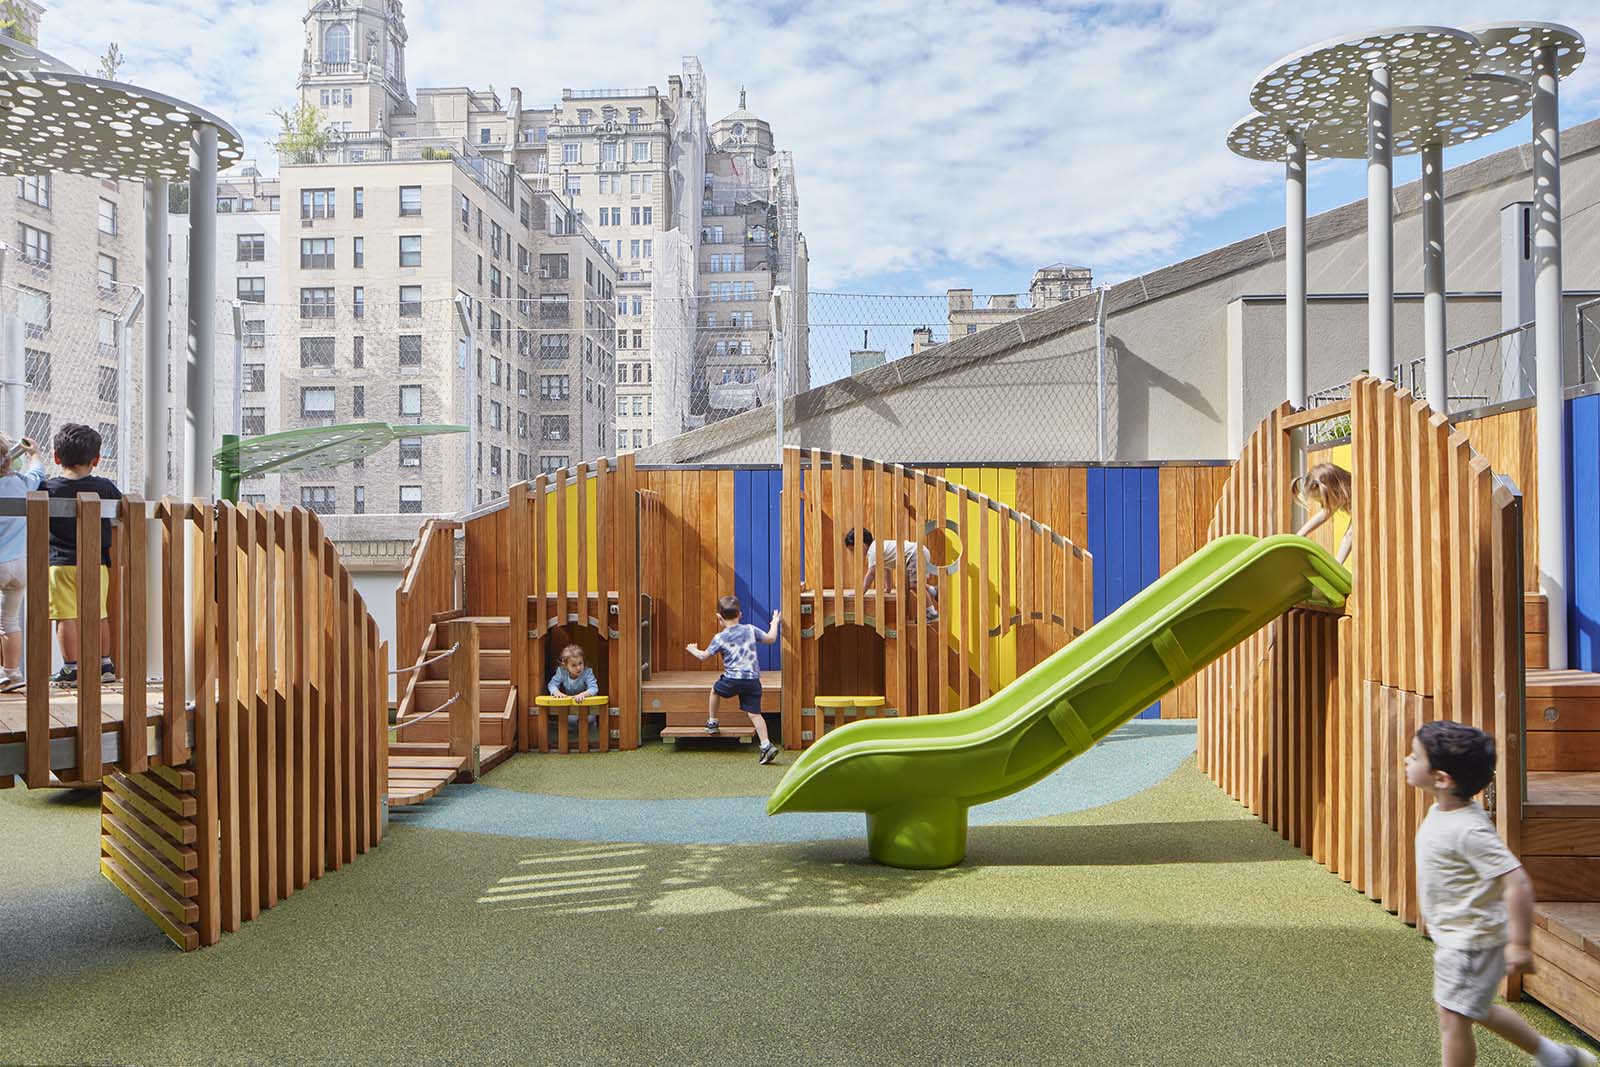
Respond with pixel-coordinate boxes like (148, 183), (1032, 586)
(44, 424), (122, 687)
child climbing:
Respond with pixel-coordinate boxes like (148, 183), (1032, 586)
(0, 433), (43, 692)
(845, 527), (939, 622)
(1291, 462), (1354, 565)
(686, 595), (781, 764)
(1404, 720), (1596, 1067)
(547, 643), (599, 699)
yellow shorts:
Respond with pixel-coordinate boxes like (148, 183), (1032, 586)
(48, 565), (110, 621)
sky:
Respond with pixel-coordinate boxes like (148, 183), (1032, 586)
(36, 1), (1600, 298)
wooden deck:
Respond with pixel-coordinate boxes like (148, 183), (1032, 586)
(0, 684), (175, 784)
(646, 670), (782, 741)
(1528, 903), (1600, 1038)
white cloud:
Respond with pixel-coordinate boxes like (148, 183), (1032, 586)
(38, 1), (1600, 288)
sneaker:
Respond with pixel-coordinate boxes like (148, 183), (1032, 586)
(1565, 1046), (1598, 1067)
(705, 718), (720, 735)
(49, 664), (78, 689)
(0, 671), (23, 693)
(925, 606), (940, 623)
(100, 660), (116, 684)
(758, 742), (777, 765)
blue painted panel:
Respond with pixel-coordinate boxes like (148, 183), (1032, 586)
(1569, 394), (1600, 670)
(732, 469), (782, 671)
(1084, 468), (1162, 718)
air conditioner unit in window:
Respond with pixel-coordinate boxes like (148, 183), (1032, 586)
(301, 218), (314, 228)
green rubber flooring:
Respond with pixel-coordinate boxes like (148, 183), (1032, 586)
(1, 757), (1593, 1066)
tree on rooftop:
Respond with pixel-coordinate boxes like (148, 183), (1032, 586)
(97, 42), (123, 80)
(271, 101), (331, 165)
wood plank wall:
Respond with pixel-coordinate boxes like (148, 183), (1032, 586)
(395, 519), (459, 675)
(1198, 378), (1525, 928)
(87, 502), (390, 951)
(1453, 404), (1539, 594)
(778, 449), (1093, 750)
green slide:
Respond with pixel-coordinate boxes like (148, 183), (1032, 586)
(766, 534), (1351, 868)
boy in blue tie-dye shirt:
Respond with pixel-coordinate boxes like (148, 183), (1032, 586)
(687, 595), (782, 764)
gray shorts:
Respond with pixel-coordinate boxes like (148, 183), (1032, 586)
(1433, 945), (1505, 1019)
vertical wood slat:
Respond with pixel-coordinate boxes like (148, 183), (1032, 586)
(508, 482), (532, 752)
(891, 464), (910, 714)
(873, 461), (888, 639)
(576, 463), (590, 621)
(912, 473), (928, 715)
(615, 456), (639, 750)
(781, 448), (803, 751)
(556, 469), (569, 629)
(120, 497), (148, 774)
(75, 493), (103, 781)
(237, 509), (259, 923)
(23, 492), (48, 787)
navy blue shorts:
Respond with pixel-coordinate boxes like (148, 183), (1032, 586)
(713, 675), (763, 714)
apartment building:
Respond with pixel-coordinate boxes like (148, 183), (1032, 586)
(698, 91), (806, 419)
(286, 0), (615, 559)
(946, 264), (1094, 340)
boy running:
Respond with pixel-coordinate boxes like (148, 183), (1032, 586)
(686, 595), (780, 764)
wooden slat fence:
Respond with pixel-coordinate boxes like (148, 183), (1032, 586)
(1198, 377), (1525, 928)
(396, 518), (460, 673)
(780, 448), (1092, 750)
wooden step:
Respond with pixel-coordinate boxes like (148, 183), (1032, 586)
(425, 648), (510, 682)
(387, 750), (467, 807)
(431, 617), (510, 649)
(1526, 594), (1549, 670)
(642, 671), (781, 717)
(662, 725), (756, 742)
(1527, 771), (1600, 818)
(479, 744), (514, 774)
(1526, 903), (1600, 1039)
(1527, 671), (1600, 773)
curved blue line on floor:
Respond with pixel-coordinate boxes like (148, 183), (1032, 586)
(396, 719), (1197, 846)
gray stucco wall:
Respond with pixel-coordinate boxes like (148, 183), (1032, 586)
(648, 120), (1600, 466)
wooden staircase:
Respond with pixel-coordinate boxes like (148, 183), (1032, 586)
(1520, 666), (1600, 1039)
(389, 617), (516, 806)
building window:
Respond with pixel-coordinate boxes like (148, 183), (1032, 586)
(459, 193), (471, 228)
(24, 410), (49, 447)
(352, 286), (365, 319)
(539, 254), (568, 279)
(399, 334), (423, 367)
(564, 174), (581, 196)
(17, 174), (49, 208)
(539, 294), (569, 323)
(399, 384), (422, 417)
(399, 185), (422, 216)
(352, 236), (364, 268)
(539, 374), (570, 401)
(562, 142), (580, 164)
(299, 287), (334, 318)
(243, 320), (265, 348)
(97, 253), (118, 293)
(98, 198), (118, 236)
(353, 486), (366, 515)
(300, 386), (336, 420)
(353, 187), (364, 218)
(540, 455), (566, 475)
(300, 237), (335, 269)
(301, 485), (335, 514)
(352, 335), (365, 368)
(322, 23), (350, 63)
(399, 437), (422, 467)
(242, 407), (266, 435)
(17, 223), (49, 267)
(516, 411), (528, 440)
(300, 188), (335, 219)
(489, 445), (502, 476)
(94, 365), (116, 404)
(540, 334), (570, 360)
(237, 234), (265, 262)
(352, 385), (365, 417)
(243, 363), (266, 391)
(238, 277), (266, 303)
(967, 324), (977, 335)
(391, 286), (422, 321)
(24, 349), (48, 391)
(398, 486), (423, 514)
(541, 415), (569, 442)
(631, 140), (651, 162)
(300, 336), (335, 367)
(397, 234), (422, 268)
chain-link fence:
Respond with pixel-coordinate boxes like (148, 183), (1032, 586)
(1578, 297), (1600, 385)
(0, 262), (149, 486)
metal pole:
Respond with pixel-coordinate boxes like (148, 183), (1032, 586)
(1422, 142), (1448, 411)
(142, 178), (168, 500)
(454, 295), (477, 509)
(116, 288), (145, 489)
(1095, 285), (1108, 461)
(771, 287), (785, 466)
(1285, 130), (1307, 409)
(1532, 45), (1569, 669)
(141, 178), (169, 689)
(1367, 65), (1394, 381)
(185, 126), (218, 501)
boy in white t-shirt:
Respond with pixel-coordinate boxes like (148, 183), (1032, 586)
(1405, 720), (1596, 1067)
(845, 527), (939, 622)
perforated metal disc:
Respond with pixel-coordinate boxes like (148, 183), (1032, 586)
(0, 68), (243, 180)
(1467, 22), (1586, 81)
(0, 35), (76, 75)
(1227, 112), (1316, 162)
